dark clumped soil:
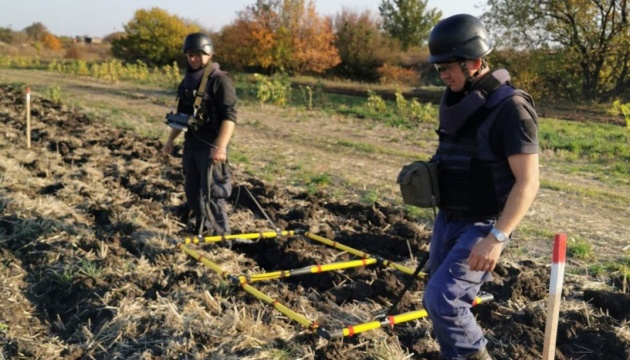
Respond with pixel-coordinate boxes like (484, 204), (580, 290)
(1, 83), (629, 359)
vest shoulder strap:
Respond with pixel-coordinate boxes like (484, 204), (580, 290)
(194, 66), (223, 108)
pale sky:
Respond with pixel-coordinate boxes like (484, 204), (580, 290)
(1, 0), (485, 38)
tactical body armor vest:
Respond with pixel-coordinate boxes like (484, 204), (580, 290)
(433, 69), (533, 220)
(177, 63), (224, 148)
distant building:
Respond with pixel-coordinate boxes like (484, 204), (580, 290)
(73, 36), (102, 44)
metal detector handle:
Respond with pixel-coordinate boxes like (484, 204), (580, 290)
(385, 252), (430, 316)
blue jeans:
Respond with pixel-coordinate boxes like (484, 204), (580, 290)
(423, 211), (495, 359)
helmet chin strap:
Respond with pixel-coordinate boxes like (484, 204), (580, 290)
(460, 59), (488, 92)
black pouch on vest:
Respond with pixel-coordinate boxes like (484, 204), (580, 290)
(397, 161), (440, 208)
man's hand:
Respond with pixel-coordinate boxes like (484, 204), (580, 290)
(162, 140), (174, 155)
(211, 146), (227, 163)
(467, 235), (504, 272)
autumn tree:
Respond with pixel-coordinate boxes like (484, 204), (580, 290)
(483, 0), (630, 102)
(332, 8), (393, 81)
(42, 33), (62, 51)
(286, 1), (340, 73)
(111, 8), (200, 66)
(378, 0), (441, 50)
(216, 1), (280, 71)
(217, 0), (339, 74)
(23, 22), (48, 41)
(0, 27), (13, 44)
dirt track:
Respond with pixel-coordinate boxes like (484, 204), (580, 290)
(1, 82), (630, 359)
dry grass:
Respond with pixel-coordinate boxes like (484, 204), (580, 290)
(2, 71), (630, 359)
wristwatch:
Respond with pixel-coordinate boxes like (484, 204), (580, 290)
(490, 227), (509, 242)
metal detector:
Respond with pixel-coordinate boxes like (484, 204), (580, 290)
(374, 252), (429, 320)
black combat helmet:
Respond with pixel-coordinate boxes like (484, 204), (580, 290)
(428, 14), (492, 64)
(183, 32), (213, 55)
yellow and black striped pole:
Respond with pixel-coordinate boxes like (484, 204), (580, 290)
(320, 293), (494, 339)
(179, 243), (321, 334)
(304, 232), (427, 278)
(179, 232), (494, 339)
(243, 258), (378, 283)
(184, 230), (298, 244)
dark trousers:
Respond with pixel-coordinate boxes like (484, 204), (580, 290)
(423, 211), (496, 359)
(182, 147), (230, 235)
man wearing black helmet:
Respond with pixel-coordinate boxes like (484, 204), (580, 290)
(422, 14), (539, 360)
(163, 32), (237, 236)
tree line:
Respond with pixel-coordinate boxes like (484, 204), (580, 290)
(2, 0), (629, 103)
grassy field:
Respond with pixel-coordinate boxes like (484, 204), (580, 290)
(1, 66), (630, 359)
(1, 66), (629, 270)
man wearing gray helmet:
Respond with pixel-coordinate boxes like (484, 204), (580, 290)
(422, 14), (539, 360)
(163, 32), (237, 236)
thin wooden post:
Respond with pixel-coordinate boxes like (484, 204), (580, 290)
(542, 233), (567, 360)
(26, 87), (31, 149)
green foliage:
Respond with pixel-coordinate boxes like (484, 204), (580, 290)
(111, 7), (200, 67)
(331, 9), (395, 81)
(611, 100), (630, 128)
(298, 85), (313, 110)
(363, 89), (437, 128)
(336, 139), (378, 153)
(254, 72), (292, 106)
(567, 237), (592, 259)
(361, 189), (380, 204)
(54, 268), (75, 285)
(587, 263), (606, 277)
(484, 0), (630, 102)
(0, 56), (42, 69)
(46, 84), (61, 104)
(78, 259), (102, 278)
(539, 118), (630, 182)
(23, 22), (48, 41)
(45, 58), (181, 87)
(366, 90), (387, 113)
(306, 172), (333, 194)
(378, 0), (441, 50)
(395, 89), (433, 122)
(264, 348), (293, 360)
(0, 27), (13, 43)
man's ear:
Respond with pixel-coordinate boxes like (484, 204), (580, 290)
(471, 58), (483, 71)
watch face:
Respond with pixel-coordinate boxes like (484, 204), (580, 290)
(492, 228), (508, 242)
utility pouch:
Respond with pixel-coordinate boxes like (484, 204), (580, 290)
(397, 161), (440, 208)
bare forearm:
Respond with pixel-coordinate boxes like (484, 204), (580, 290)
(495, 177), (539, 234)
(168, 128), (182, 143)
(214, 120), (235, 151)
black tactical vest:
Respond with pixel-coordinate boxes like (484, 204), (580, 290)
(433, 70), (532, 220)
(177, 63), (224, 147)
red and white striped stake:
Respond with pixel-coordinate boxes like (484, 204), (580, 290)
(26, 87), (31, 149)
(542, 233), (567, 360)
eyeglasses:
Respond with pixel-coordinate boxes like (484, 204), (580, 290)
(434, 62), (459, 73)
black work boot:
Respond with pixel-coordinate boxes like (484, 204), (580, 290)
(466, 347), (492, 360)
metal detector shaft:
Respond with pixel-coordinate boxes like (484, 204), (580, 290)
(384, 252), (430, 316)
